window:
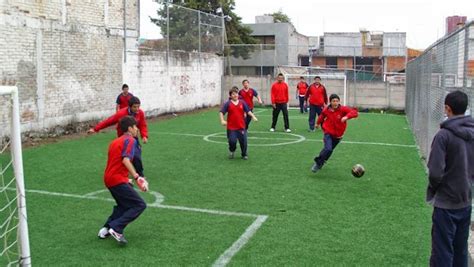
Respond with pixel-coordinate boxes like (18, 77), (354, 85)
(325, 57), (337, 69)
(299, 56), (310, 66)
(254, 35), (275, 50)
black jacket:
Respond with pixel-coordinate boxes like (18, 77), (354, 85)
(427, 115), (474, 209)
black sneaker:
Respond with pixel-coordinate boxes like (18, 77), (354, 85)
(228, 151), (235, 159)
(108, 228), (128, 245)
(311, 162), (321, 173)
(242, 155), (248, 160)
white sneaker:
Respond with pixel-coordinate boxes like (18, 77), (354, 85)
(270, 128), (275, 132)
(98, 227), (110, 239)
(108, 228), (128, 245)
(285, 129), (292, 133)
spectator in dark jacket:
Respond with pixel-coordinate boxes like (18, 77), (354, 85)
(427, 90), (474, 267)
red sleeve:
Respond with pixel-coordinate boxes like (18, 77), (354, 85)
(284, 84), (289, 103)
(342, 106), (358, 119)
(317, 108), (327, 125)
(270, 84), (275, 104)
(94, 111), (121, 132)
(138, 110), (148, 139)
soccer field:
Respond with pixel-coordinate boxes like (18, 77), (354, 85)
(2, 107), (432, 266)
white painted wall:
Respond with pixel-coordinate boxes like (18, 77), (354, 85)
(124, 51), (223, 116)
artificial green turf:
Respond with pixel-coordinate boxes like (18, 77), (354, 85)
(1, 107), (432, 265)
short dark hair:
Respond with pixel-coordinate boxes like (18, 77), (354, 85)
(229, 86), (239, 96)
(314, 76), (321, 80)
(277, 73), (284, 77)
(329, 94), (340, 101)
(242, 79), (249, 84)
(128, 96), (141, 107)
(119, 116), (137, 133)
(122, 84), (129, 90)
(299, 76), (304, 79)
(445, 90), (468, 115)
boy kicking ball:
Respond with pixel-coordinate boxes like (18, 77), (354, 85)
(97, 116), (149, 245)
(220, 87), (258, 160)
(311, 94), (358, 172)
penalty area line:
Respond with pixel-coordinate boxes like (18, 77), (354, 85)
(1, 187), (268, 266)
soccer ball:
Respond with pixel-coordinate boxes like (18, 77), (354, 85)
(351, 164), (365, 178)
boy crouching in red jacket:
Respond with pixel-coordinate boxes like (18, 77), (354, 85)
(311, 94), (358, 172)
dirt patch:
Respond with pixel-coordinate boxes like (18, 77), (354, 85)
(8, 106), (218, 149)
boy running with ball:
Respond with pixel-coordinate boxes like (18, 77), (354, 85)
(311, 94), (358, 172)
(220, 87), (258, 160)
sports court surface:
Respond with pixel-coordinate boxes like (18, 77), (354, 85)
(1, 107), (432, 265)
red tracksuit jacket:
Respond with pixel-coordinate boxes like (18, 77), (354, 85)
(317, 105), (358, 138)
(271, 82), (289, 104)
(305, 83), (328, 106)
(94, 107), (148, 139)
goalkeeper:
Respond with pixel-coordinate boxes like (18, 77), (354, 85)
(97, 116), (148, 245)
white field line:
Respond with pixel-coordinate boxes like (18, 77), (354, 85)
(83, 189), (108, 197)
(151, 131), (417, 148)
(251, 109), (267, 114)
(1, 187), (267, 266)
(212, 215), (268, 267)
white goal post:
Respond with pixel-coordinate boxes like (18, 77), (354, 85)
(0, 86), (31, 266)
(283, 73), (348, 106)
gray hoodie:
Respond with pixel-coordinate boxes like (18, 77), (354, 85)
(426, 115), (474, 209)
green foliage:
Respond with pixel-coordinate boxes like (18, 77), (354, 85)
(265, 10), (292, 23)
(150, 0), (257, 59)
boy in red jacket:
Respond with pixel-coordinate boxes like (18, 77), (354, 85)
(220, 87), (258, 160)
(311, 94), (358, 172)
(305, 76), (328, 132)
(116, 84), (133, 111)
(97, 116), (148, 245)
(239, 79), (262, 130)
(296, 76), (309, 114)
(88, 96), (148, 177)
(270, 73), (291, 133)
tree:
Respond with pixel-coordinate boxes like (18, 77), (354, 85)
(265, 10), (292, 23)
(150, 0), (257, 59)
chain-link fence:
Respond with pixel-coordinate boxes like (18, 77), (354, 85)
(225, 44), (407, 82)
(406, 21), (474, 159)
(139, 3), (224, 55)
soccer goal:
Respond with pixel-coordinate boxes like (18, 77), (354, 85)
(0, 86), (31, 266)
(283, 73), (348, 106)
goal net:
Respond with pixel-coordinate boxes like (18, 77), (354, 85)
(280, 67), (348, 106)
(283, 73), (347, 105)
(0, 86), (31, 266)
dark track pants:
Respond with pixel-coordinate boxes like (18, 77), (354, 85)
(308, 105), (323, 130)
(314, 134), (341, 168)
(104, 183), (147, 234)
(271, 103), (290, 130)
(298, 96), (307, 113)
(227, 129), (247, 157)
(430, 206), (471, 267)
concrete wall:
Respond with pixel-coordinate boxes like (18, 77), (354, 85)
(223, 75), (406, 110)
(0, 0), (223, 138)
(124, 51), (223, 116)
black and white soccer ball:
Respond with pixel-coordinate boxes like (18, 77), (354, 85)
(351, 164), (365, 178)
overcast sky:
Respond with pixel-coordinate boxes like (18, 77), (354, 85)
(140, 0), (474, 50)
